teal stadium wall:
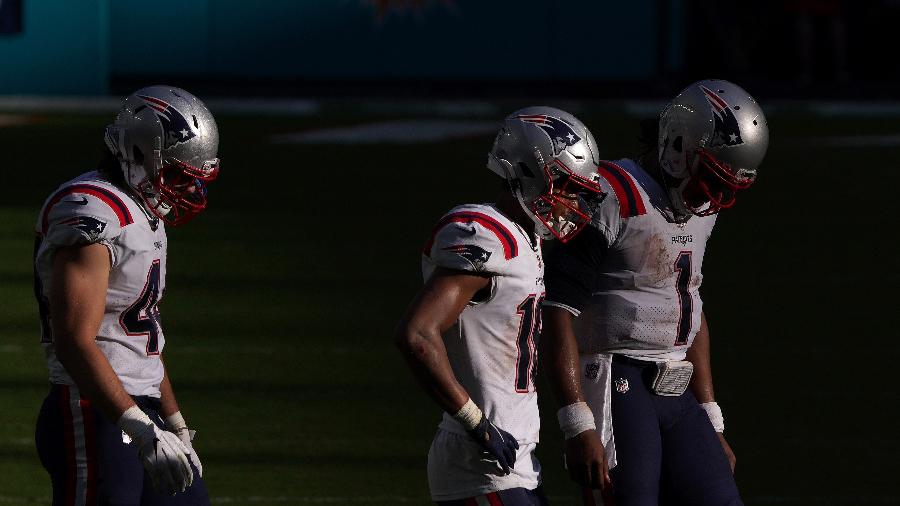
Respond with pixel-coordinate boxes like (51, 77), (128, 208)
(1, 0), (682, 95)
(0, 0), (109, 94)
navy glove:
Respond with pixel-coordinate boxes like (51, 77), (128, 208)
(467, 414), (520, 475)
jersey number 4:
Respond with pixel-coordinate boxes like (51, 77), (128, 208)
(120, 260), (163, 355)
(515, 293), (544, 393)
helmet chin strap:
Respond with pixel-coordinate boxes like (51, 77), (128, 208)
(514, 187), (553, 239)
(667, 186), (692, 224)
(658, 155), (695, 224)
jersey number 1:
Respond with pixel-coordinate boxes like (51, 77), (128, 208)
(515, 294), (543, 393)
(120, 260), (162, 355)
(674, 252), (692, 346)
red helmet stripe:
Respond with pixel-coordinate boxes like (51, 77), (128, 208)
(42, 184), (134, 233)
(138, 95), (170, 108)
(701, 86), (728, 111)
(423, 211), (518, 260)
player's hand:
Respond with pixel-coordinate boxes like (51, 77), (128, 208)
(170, 427), (203, 478)
(118, 406), (193, 494)
(467, 415), (519, 475)
(565, 429), (611, 490)
(717, 432), (736, 473)
(166, 412), (203, 478)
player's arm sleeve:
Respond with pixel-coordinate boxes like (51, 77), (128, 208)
(544, 225), (609, 316)
(424, 220), (515, 277)
(42, 200), (124, 267)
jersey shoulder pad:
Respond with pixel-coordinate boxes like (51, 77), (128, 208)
(597, 160), (648, 219)
(39, 179), (136, 247)
(422, 204), (519, 275)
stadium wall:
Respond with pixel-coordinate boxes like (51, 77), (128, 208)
(1, 0), (681, 95)
(0, 0), (109, 94)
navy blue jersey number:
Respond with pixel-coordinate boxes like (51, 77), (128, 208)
(120, 260), (162, 355)
(33, 236), (52, 343)
(515, 293), (544, 392)
(674, 251), (693, 346)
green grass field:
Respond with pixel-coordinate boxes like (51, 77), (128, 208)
(1, 99), (898, 504)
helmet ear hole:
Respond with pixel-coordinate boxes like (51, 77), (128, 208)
(517, 162), (535, 179)
(132, 146), (144, 165)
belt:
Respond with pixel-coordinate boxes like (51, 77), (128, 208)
(611, 354), (657, 367)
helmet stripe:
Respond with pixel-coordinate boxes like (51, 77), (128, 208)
(701, 86), (728, 111)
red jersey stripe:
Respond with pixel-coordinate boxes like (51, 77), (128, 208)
(486, 492), (504, 506)
(423, 211), (518, 260)
(79, 398), (99, 505)
(58, 385), (77, 506)
(599, 162), (646, 217)
(41, 184), (134, 234)
(598, 166), (633, 218)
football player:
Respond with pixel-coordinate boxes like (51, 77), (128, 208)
(541, 80), (769, 505)
(395, 107), (606, 505)
(33, 86), (219, 504)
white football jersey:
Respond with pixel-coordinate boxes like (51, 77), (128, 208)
(34, 171), (167, 397)
(545, 159), (716, 361)
(422, 203), (544, 444)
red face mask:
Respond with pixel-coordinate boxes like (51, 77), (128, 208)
(683, 149), (754, 217)
(528, 160), (603, 242)
(145, 158), (220, 226)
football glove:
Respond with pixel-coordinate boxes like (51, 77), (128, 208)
(117, 405), (193, 495)
(165, 411), (203, 477)
(468, 414), (520, 475)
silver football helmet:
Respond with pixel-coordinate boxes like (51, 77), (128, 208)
(487, 106), (603, 242)
(104, 85), (220, 226)
(658, 79), (768, 222)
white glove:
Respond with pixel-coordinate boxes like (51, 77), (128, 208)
(117, 405), (193, 495)
(165, 411), (203, 477)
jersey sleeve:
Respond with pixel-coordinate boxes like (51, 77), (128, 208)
(40, 193), (126, 265)
(589, 175), (625, 245)
(424, 215), (519, 276)
(543, 225), (609, 315)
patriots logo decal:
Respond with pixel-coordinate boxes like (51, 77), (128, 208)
(701, 86), (743, 148)
(443, 244), (492, 271)
(60, 216), (107, 239)
(517, 114), (581, 156)
(137, 95), (197, 149)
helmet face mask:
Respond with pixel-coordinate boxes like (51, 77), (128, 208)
(487, 106), (604, 243)
(684, 149), (755, 216)
(105, 85), (220, 226)
(144, 158), (220, 226)
(658, 80), (768, 221)
(527, 160), (603, 242)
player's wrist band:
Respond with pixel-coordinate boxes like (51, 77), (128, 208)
(453, 398), (483, 431)
(116, 405), (154, 439)
(165, 411), (188, 432)
(700, 402), (725, 433)
(557, 401), (595, 439)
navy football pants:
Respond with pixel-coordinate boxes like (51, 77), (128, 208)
(36, 384), (209, 506)
(437, 485), (549, 505)
(601, 357), (742, 506)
